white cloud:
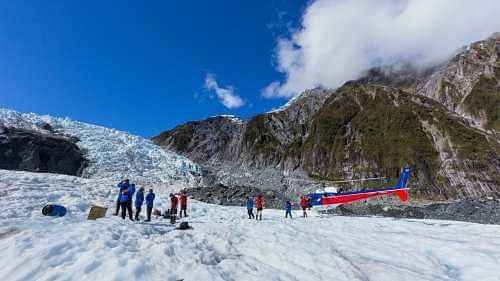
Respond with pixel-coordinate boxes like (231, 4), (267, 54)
(261, 81), (281, 98)
(264, 0), (500, 98)
(204, 73), (245, 109)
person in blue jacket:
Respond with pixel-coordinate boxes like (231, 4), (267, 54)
(134, 187), (145, 221)
(120, 183), (134, 220)
(128, 183), (136, 210)
(246, 196), (254, 219)
(114, 179), (130, 216)
(285, 200), (293, 219)
(145, 189), (155, 222)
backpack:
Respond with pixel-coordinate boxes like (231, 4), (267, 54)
(177, 222), (191, 230)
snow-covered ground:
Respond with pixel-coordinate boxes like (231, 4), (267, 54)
(1, 169), (500, 281)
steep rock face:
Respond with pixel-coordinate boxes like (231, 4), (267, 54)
(152, 89), (331, 190)
(417, 34), (500, 133)
(0, 125), (88, 176)
(151, 115), (244, 164)
(242, 89), (331, 169)
(462, 75), (500, 132)
(152, 89), (331, 169)
(303, 83), (499, 199)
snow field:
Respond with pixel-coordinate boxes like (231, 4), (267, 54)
(1, 170), (500, 281)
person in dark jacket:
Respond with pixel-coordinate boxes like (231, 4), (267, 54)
(134, 187), (145, 221)
(145, 189), (155, 222)
(246, 196), (255, 219)
(285, 200), (293, 219)
(170, 193), (178, 224)
(120, 184), (134, 220)
(179, 191), (188, 218)
(114, 179), (129, 216)
(128, 183), (136, 212)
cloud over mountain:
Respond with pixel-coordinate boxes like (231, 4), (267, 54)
(264, 0), (500, 98)
(204, 73), (245, 109)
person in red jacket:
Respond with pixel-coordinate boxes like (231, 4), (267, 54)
(179, 191), (188, 218)
(300, 196), (308, 218)
(255, 194), (264, 221)
(170, 193), (178, 224)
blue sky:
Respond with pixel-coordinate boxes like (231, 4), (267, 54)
(3, 1), (498, 137)
(0, 1), (307, 136)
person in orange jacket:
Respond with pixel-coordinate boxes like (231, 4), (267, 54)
(169, 193), (178, 224)
(179, 191), (188, 218)
(300, 196), (308, 218)
(255, 194), (264, 221)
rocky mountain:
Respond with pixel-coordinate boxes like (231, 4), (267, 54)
(303, 83), (498, 199)
(417, 33), (500, 134)
(152, 115), (244, 165)
(153, 34), (500, 201)
(153, 88), (331, 193)
(0, 125), (88, 176)
(242, 88), (332, 169)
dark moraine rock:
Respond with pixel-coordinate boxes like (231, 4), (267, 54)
(0, 125), (88, 176)
(327, 198), (500, 225)
(186, 183), (288, 209)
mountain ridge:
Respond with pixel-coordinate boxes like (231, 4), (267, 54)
(154, 34), (500, 200)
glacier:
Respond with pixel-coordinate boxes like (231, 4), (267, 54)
(0, 108), (201, 188)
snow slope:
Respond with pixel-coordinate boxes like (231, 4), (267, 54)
(1, 169), (499, 281)
(0, 108), (200, 187)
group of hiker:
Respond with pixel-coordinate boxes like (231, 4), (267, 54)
(166, 192), (188, 223)
(116, 178), (315, 223)
(114, 179), (156, 221)
(246, 194), (313, 220)
(286, 195), (312, 219)
(114, 179), (189, 223)
(245, 194), (264, 220)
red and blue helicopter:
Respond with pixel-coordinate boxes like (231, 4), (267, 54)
(306, 166), (411, 206)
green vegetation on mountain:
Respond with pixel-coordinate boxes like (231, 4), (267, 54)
(244, 114), (282, 157)
(304, 85), (438, 183)
(154, 123), (194, 152)
(303, 83), (499, 199)
(463, 75), (500, 131)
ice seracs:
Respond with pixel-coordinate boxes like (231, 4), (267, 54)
(0, 108), (201, 187)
